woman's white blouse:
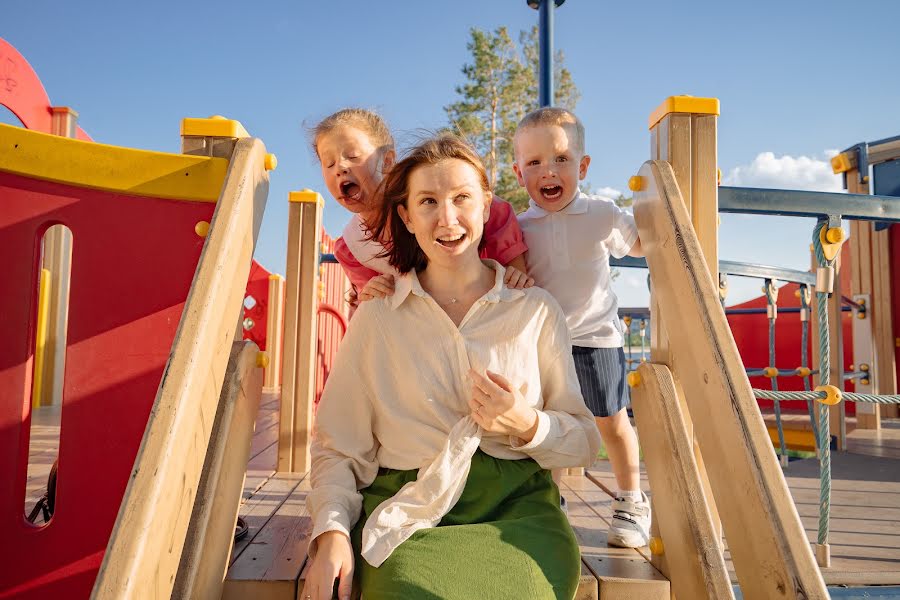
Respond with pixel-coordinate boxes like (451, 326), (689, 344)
(307, 261), (601, 566)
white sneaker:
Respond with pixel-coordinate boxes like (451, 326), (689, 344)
(607, 492), (651, 548)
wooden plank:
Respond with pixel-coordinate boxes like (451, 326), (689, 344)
(633, 159), (828, 599)
(873, 229), (897, 397)
(630, 363), (733, 599)
(867, 138), (900, 166)
(561, 480), (670, 600)
(225, 476), (311, 600)
(230, 472), (305, 566)
(92, 137), (270, 600)
(174, 341), (264, 599)
(264, 274), (285, 392)
(278, 203), (302, 471)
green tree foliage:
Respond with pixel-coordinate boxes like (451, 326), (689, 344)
(446, 26), (580, 213)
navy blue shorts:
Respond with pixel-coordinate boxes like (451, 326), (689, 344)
(572, 346), (629, 418)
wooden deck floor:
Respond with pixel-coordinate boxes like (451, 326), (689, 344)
(21, 399), (900, 594)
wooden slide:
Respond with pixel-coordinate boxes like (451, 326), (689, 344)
(631, 160), (829, 599)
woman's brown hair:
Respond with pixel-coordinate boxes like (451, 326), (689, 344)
(369, 133), (490, 274)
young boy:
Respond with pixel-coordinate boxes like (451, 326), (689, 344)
(514, 107), (649, 548)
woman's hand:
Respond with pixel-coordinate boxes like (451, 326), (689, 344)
(299, 531), (354, 600)
(358, 274), (395, 302)
(503, 266), (534, 290)
(468, 369), (539, 442)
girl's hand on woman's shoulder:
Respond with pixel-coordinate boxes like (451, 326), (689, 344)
(468, 369), (539, 443)
(503, 266), (534, 290)
(300, 531), (354, 600)
(358, 274), (395, 302)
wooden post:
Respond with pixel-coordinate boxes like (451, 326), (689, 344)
(646, 96), (722, 580)
(263, 274), (286, 393)
(278, 191), (322, 473)
(630, 363), (734, 600)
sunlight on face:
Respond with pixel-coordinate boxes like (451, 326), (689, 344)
(513, 123), (590, 212)
(316, 125), (388, 214)
(398, 158), (492, 268)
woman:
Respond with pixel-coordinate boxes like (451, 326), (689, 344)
(301, 134), (600, 600)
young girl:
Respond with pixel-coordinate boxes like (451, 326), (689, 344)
(300, 134), (598, 600)
(312, 108), (532, 304)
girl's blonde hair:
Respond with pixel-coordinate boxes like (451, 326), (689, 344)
(311, 108), (394, 157)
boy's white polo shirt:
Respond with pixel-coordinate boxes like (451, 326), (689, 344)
(518, 191), (638, 348)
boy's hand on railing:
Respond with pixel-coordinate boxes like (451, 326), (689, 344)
(358, 274), (395, 302)
(503, 266), (534, 290)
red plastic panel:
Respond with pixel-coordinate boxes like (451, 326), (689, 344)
(0, 171), (214, 599)
(242, 260), (272, 350)
(0, 38), (92, 140)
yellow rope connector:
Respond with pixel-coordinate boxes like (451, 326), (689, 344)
(628, 176), (644, 192)
(649, 537), (665, 556)
(623, 316), (633, 327)
(819, 226), (844, 261)
(794, 367), (812, 377)
(626, 371), (641, 388)
(814, 384), (842, 406)
(825, 227), (844, 244)
(763, 367), (779, 378)
(195, 220), (210, 238)
(256, 351), (269, 369)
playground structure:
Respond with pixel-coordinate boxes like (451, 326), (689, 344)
(2, 35), (900, 600)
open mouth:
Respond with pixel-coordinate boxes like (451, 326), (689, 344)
(339, 180), (362, 202)
(436, 233), (466, 249)
(540, 185), (563, 201)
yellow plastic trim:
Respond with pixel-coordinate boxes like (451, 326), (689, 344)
(763, 367), (779, 378)
(265, 153), (278, 171)
(831, 153), (852, 174)
(814, 385), (842, 406)
(195, 221), (210, 238)
(648, 96), (720, 130)
(0, 123), (227, 203)
(649, 537), (664, 556)
(819, 226), (845, 261)
(289, 189), (325, 206)
(31, 268), (51, 408)
(623, 316), (633, 327)
(860, 378), (870, 386)
(268, 273), (284, 281)
(180, 115), (250, 138)
(860, 364), (869, 372)
(256, 351), (270, 369)
(626, 371), (641, 388)
(627, 176), (644, 192)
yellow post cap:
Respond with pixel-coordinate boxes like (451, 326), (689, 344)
(195, 220), (210, 238)
(649, 537), (665, 555)
(289, 189), (325, 205)
(265, 153), (278, 171)
(648, 96), (720, 130)
(628, 176), (644, 192)
(181, 116), (250, 138)
(256, 351), (270, 369)
(814, 384), (842, 406)
(626, 371), (641, 388)
(831, 153), (852, 174)
(268, 273), (284, 281)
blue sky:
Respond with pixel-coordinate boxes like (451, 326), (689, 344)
(4, 0), (900, 305)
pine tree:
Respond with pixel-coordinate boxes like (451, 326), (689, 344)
(446, 26), (581, 213)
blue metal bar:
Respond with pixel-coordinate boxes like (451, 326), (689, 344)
(320, 253), (338, 264)
(719, 186), (900, 222)
(539, 0), (553, 106)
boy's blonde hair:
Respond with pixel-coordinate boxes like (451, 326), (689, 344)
(311, 108), (395, 157)
(515, 107), (586, 155)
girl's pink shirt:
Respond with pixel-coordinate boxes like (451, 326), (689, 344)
(334, 197), (527, 291)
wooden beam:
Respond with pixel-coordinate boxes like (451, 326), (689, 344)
(630, 363), (733, 600)
(264, 274), (286, 392)
(633, 159), (828, 599)
(278, 193), (322, 472)
(173, 341), (264, 599)
(92, 138), (269, 599)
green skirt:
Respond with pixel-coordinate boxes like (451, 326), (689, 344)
(350, 450), (580, 600)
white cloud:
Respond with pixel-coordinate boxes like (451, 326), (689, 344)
(595, 186), (623, 199)
(723, 152), (842, 192)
